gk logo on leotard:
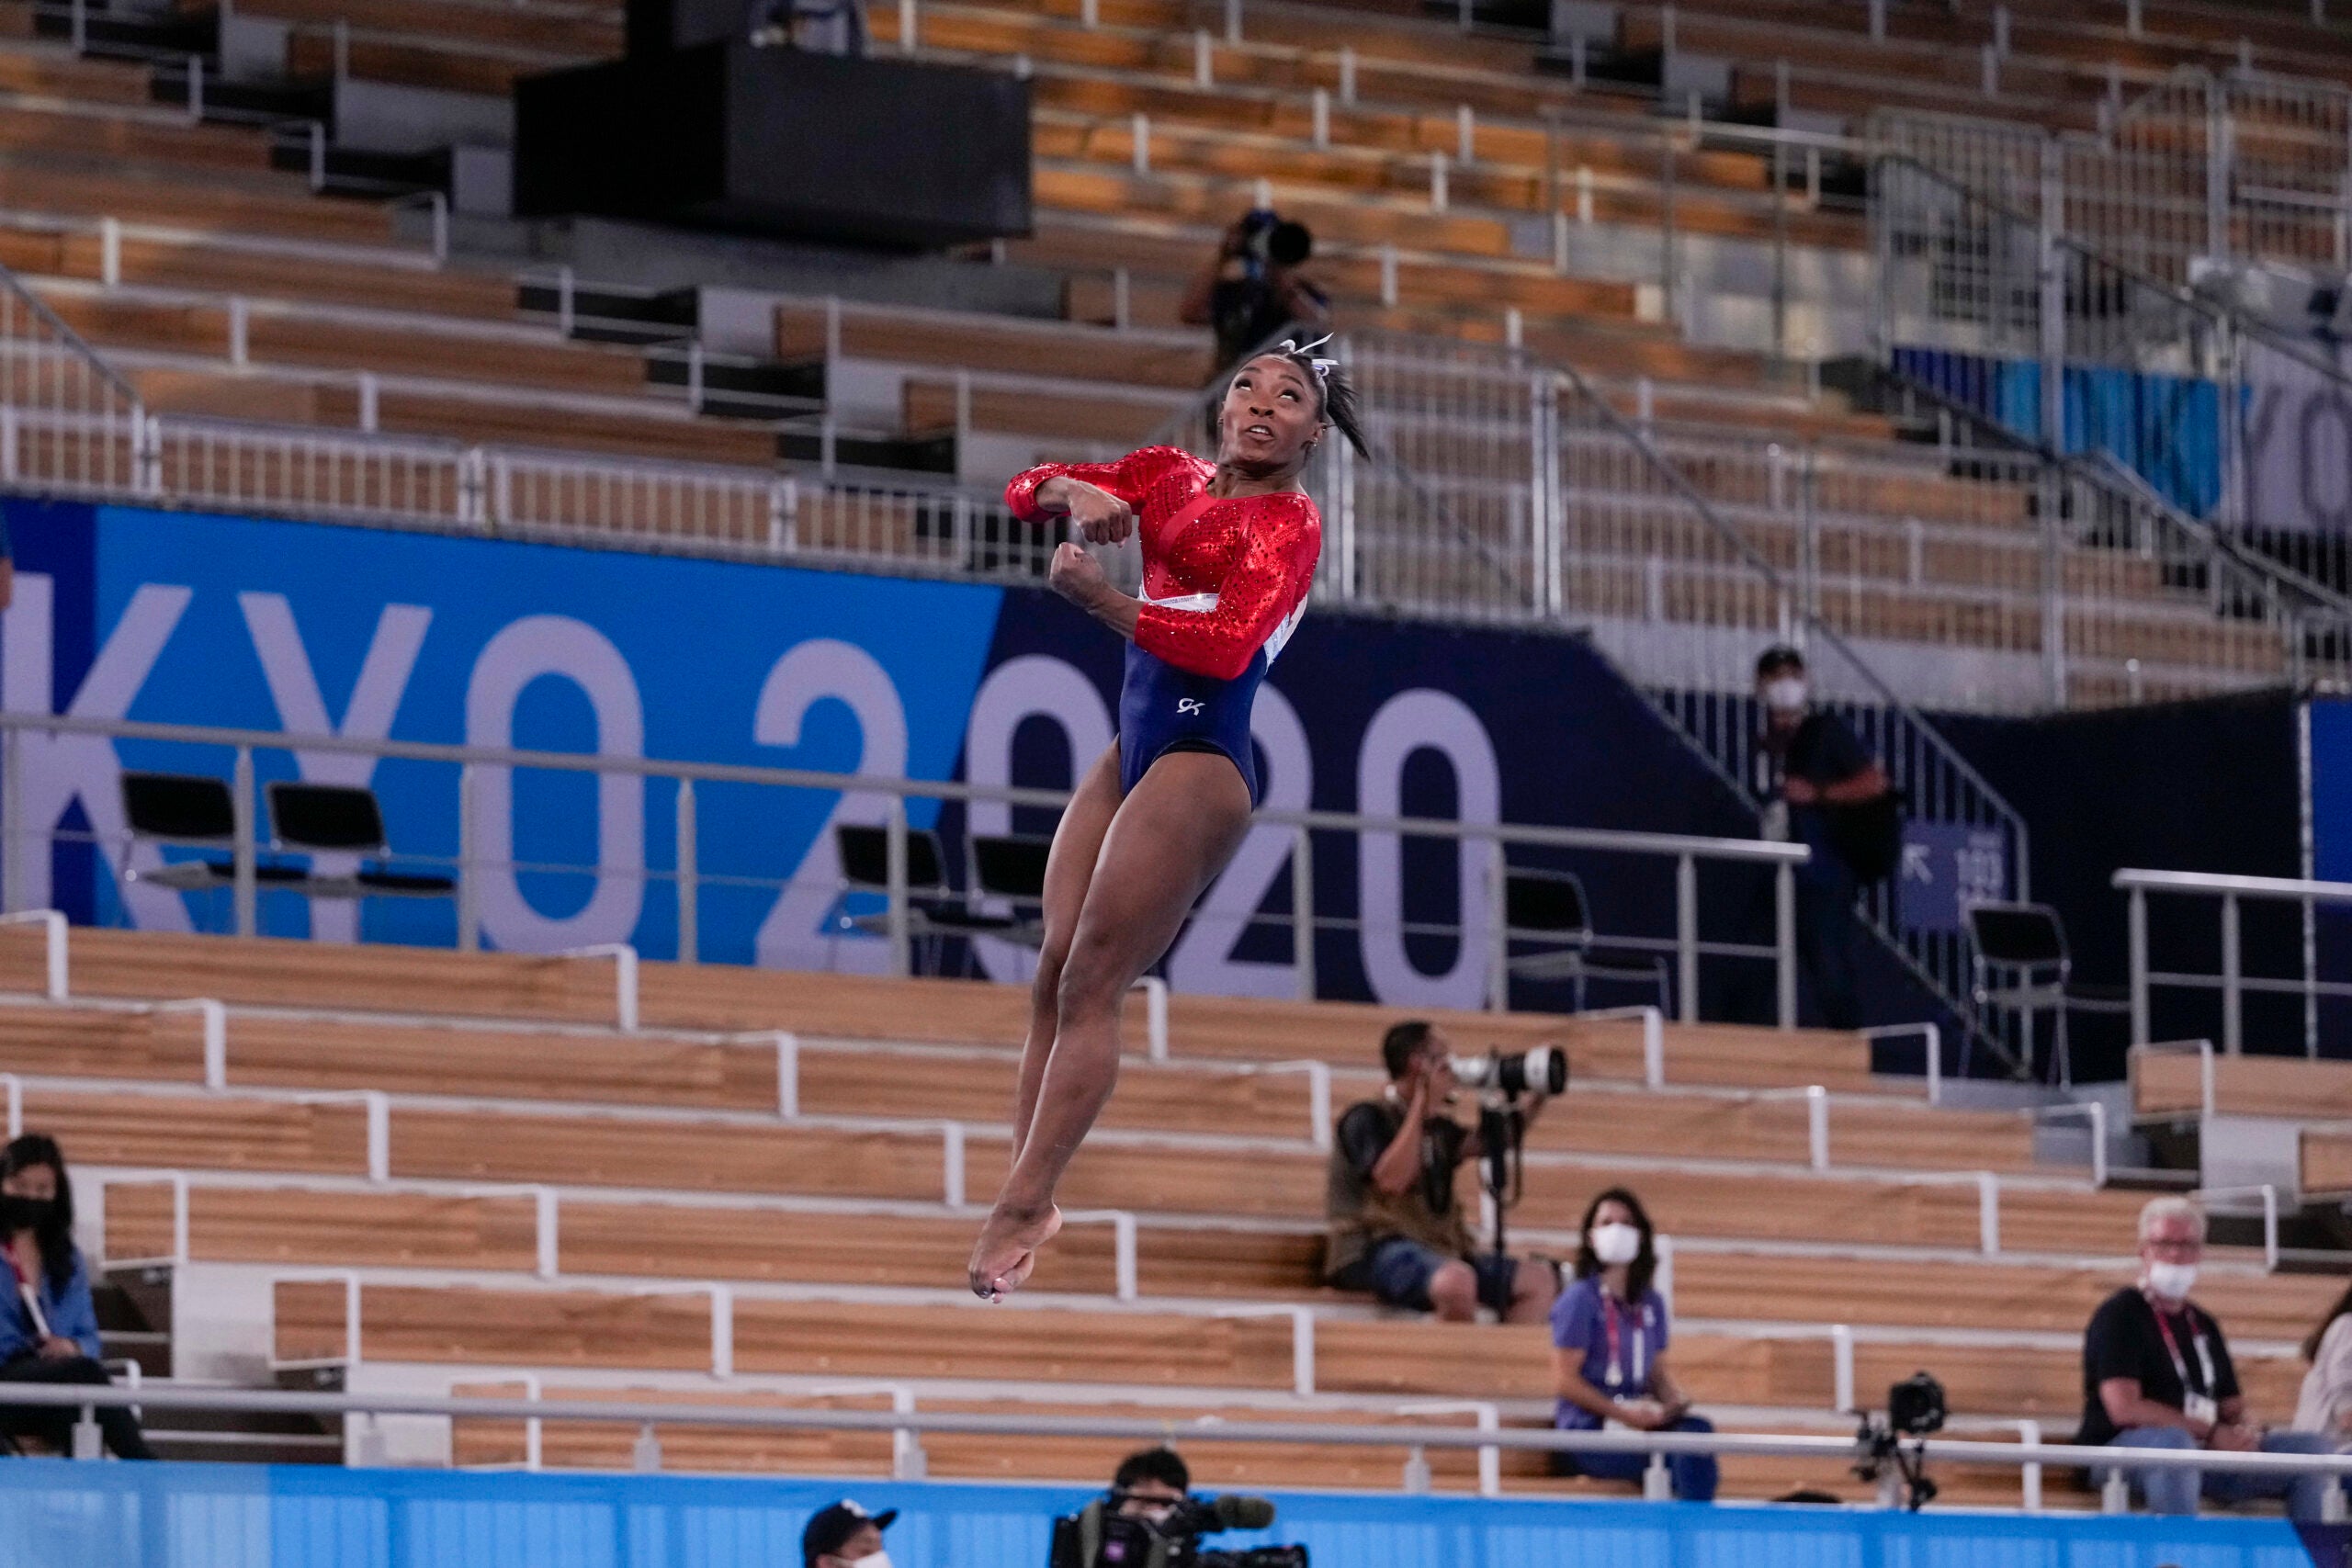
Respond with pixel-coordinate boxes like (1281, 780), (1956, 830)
(1176, 698), (1204, 716)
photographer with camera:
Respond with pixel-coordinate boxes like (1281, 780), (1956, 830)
(1180, 209), (1331, 379)
(1323, 1021), (1558, 1325)
(1547, 1188), (1716, 1501)
(1048, 1447), (1301, 1568)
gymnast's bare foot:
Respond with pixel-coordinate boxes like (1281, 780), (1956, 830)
(967, 1201), (1062, 1302)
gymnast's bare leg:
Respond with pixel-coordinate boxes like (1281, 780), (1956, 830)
(968, 749), (1250, 1300)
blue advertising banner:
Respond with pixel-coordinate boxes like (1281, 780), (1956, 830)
(3, 499), (1938, 1022)
(0, 1461), (2334, 1568)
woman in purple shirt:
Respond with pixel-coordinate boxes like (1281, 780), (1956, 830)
(1549, 1186), (1716, 1501)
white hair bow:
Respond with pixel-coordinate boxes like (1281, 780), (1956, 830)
(1276, 335), (1338, 381)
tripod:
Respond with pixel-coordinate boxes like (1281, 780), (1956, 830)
(1477, 1098), (1528, 1257)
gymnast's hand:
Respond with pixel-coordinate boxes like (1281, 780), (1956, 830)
(1048, 540), (1110, 607)
(1059, 479), (1135, 544)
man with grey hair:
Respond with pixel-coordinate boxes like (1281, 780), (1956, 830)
(2078, 1196), (2333, 1517)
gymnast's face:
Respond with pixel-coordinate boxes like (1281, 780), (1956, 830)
(1218, 355), (1325, 476)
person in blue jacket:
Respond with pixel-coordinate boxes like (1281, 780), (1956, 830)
(2, 1134), (152, 1458)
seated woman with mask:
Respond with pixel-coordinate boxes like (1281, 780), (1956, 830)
(1548, 1187), (1715, 1501)
(2, 1134), (153, 1459)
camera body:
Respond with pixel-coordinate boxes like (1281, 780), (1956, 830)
(1232, 209), (1312, 281)
(1887, 1371), (1946, 1437)
(1451, 1044), (1568, 1100)
(1049, 1495), (1302, 1568)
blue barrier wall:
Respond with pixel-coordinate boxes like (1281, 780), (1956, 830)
(0, 1461), (2333, 1568)
(2, 497), (1951, 1026)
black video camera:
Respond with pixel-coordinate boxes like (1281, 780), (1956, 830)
(1048, 1492), (1305, 1568)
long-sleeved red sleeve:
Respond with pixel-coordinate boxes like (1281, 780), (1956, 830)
(1004, 445), (1200, 523)
(1135, 494), (1321, 682)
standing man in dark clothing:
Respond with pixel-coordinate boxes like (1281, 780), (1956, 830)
(1324, 1021), (1556, 1324)
(1180, 210), (1332, 380)
(1755, 646), (1887, 1031)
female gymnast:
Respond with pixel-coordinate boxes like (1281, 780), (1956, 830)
(967, 338), (1370, 1301)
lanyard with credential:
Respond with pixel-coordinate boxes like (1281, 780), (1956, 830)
(1601, 1295), (1645, 1392)
(2152, 1305), (2215, 1397)
(4, 1243), (48, 1342)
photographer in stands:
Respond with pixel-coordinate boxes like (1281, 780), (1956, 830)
(1181, 209), (1331, 379)
(1324, 1021), (1556, 1325)
(1754, 646), (1891, 1031)
(1548, 1187), (1716, 1501)
(0, 1134), (153, 1460)
(2080, 1197), (2331, 1518)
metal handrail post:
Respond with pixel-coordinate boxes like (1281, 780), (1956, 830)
(675, 777), (698, 966)
(885, 796), (911, 979)
(1292, 826), (1316, 1002)
(1675, 853), (1699, 1023)
(1775, 861), (1798, 1029)
(231, 747), (257, 938)
(2128, 883), (2149, 1044)
(2221, 893), (2242, 1055)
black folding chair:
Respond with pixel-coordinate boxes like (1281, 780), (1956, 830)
(1503, 866), (1671, 1013)
(266, 782), (456, 900)
(119, 774), (308, 925)
(970, 834), (1054, 951)
(1965, 901), (2126, 1087)
(833, 823), (1023, 973)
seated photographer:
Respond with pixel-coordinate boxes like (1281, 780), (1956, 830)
(2080, 1196), (2331, 1520)
(1324, 1021), (1556, 1325)
(1548, 1188), (1715, 1501)
(1, 1134), (153, 1460)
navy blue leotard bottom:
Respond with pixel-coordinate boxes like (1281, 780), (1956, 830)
(1117, 640), (1267, 807)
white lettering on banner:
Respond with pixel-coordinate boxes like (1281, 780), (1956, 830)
(239, 592), (431, 942)
(959, 654), (1112, 982)
(2244, 355), (2352, 533)
(464, 615), (645, 952)
(1168, 682), (1312, 998)
(1356, 689), (1500, 1009)
(753, 638), (910, 974)
(1, 576), (193, 929)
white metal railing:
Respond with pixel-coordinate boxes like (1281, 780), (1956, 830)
(1872, 151), (2352, 668)
(1871, 118), (2352, 557)
(1876, 71), (2352, 290)
(7, 1380), (2352, 1513)
(2117, 866), (2352, 1056)
(0, 709), (1813, 1026)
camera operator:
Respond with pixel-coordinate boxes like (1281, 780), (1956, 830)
(1050, 1447), (1300, 1568)
(1324, 1021), (1557, 1324)
(1180, 209), (1331, 379)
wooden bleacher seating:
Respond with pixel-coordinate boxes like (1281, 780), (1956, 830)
(6, 924), (2326, 1509)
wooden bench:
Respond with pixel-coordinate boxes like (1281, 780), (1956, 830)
(280, 1278), (2308, 1416)
(2133, 1045), (2352, 1123)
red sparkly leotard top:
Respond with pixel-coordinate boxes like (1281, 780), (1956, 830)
(1004, 446), (1322, 682)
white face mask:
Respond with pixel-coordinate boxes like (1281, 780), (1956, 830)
(1589, 1223), (1643, 1267)
(2145, 1262), (2199, 1302)
(1761, 677), (1808, 714)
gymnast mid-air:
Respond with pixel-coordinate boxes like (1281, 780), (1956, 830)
(967, 337), (1370, 1302)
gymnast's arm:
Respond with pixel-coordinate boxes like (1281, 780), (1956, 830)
(1132, 497), (1317, 681)
(1007, 446), (1193, 544)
